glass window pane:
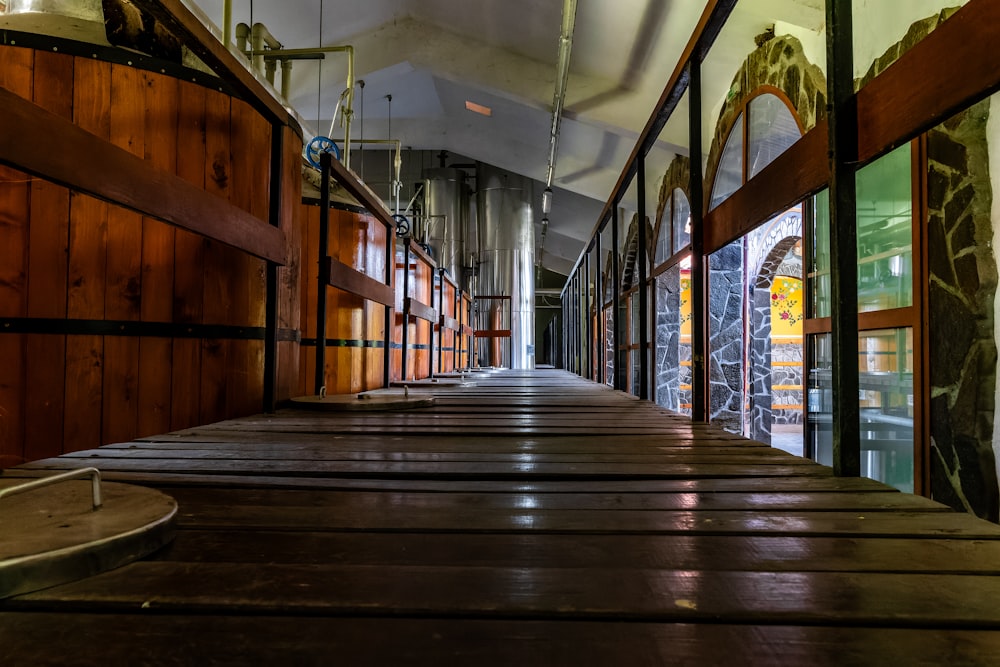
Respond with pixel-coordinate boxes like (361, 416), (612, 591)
(672, 189), (691, 254)
(856, 144), (912, 312)
(810, 190), (831, 319)
(655, 197), (672, 267)
(859, 328), (914, 493)
(710, 112), (744, 211)
(679, 260), (692, 416)
(747, 94), (801, 179)
(807, 328), (914, 493)
(806, 333), (832, 465)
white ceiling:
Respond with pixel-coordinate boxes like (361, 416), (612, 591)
(189, 0), (826, 275)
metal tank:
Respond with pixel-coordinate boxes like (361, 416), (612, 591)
(422, 168), (469, 286)
(475, 164), (535, 369)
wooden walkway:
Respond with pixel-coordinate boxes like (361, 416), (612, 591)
(4, 369), (1000, 665)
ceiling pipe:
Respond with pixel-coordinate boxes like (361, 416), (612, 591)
(539, 0), (578, 271)
(545, 0), (578, 190)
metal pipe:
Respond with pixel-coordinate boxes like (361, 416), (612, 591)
(544, 0), (578, 189)
(0, 467), (102, 511)
(250, 22), (282, 74)
(251, 45), (356, 171)
(235, 21), (250, 55)
(222, 0), (232, 48)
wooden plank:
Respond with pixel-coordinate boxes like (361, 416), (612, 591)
(3, 615), (999, 667)
(323, 256), (394, 307)
(16, 561), (1000, 626)
(156, 487), (944, 514)
(405, 296), (438, 324)
(62, 335), (103, 453)
(137, 71), (178, 438)
(23, 335), (66, 461)
(0, 85), (286, 264)
(156, 530), (1000, 573)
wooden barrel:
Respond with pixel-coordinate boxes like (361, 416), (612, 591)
(0, 42), (300, 467)
(298, 202), (389, 395)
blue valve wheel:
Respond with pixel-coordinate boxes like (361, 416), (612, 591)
(393, 214), (410, 237)
(306, 136), (341, 169)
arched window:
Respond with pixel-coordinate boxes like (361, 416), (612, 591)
(709, 92), (803, 211)
(654, 188), (692, 267)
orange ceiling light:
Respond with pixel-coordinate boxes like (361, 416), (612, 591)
(465, 100), (492, 117)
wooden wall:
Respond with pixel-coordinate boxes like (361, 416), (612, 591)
(298, 204), (388, 395)
(0, 44), (300, 467)
(392, 245), (435, 382)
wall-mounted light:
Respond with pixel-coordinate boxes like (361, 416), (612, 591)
(465, 100), (492, 116)
(542, 187), (552, 214)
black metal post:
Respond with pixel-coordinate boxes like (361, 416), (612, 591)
(595, 229), (604, 385)
(611, 209), (623, 390)
(314, 151), (331, 395)
(402, 239), (411, 380)
(262, 123), (282, 412)
(826, 0), (861, 476)
(584, 251), (592, 380)
(383, 225), (393, 388)
(438, 269), (446, 374)
(637, 155), (649, 400)
(688, 59), (709, 423)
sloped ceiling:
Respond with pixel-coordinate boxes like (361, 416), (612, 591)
(190, 0), (825, 275)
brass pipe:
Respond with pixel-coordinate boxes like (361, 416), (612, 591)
(223, 0), (233, 48)
(253, 45), (355, 171)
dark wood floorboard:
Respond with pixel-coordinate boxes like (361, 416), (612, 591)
(3, 368), (999, 664)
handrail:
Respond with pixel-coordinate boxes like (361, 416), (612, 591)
(0, 468), (103, 511)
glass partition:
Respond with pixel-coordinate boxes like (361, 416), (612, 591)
(747, 93), (801, 179)
(856, 144), (913, 312)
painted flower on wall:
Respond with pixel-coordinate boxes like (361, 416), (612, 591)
(771, 277), (803, 327)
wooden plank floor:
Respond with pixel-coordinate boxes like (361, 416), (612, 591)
(5, 368), (1000, 665)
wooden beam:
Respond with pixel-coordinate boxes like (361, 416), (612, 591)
(323, 257), (394, 308)
(703, 122), (830, 254)
(405, 297), (439, 325)
(132, 0), (290, 125)
(856, 0), (1000, 163)
(0, 86), (286, 265)
(440, 315), (460, 332)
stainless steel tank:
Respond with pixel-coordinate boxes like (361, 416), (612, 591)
(475, 163), (535, 369)
(422, 168), (469, 286)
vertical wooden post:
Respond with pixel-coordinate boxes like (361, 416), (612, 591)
(314, 151), (331, 395)
(584, 251), (592, 380)
(826, 0), (861, 476)
(637, 156), (649, 400)
(688, 59), (709, 422)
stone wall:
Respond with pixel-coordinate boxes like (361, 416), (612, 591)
(860, 6), (999, 520)
(927, 101), (999, 520)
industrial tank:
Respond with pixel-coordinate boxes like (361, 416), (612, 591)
(475, 164), (535, 369)
(422, 167), (469, 285)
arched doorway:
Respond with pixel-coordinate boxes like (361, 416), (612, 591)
(746, 210), (804, 452)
